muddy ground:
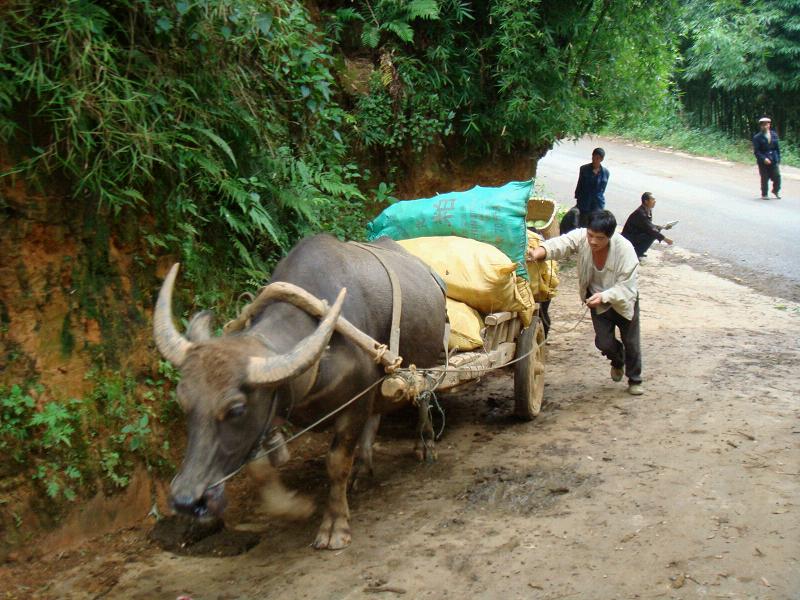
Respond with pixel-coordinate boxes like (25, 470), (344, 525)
(2, 245), (799, 599)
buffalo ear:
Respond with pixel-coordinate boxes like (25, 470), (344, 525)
(186, 310), (215, 342)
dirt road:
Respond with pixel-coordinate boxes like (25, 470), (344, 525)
(4, 245), (799, 599)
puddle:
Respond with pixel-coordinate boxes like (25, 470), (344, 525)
(461, 465), (594, 514)
(149, 515), (261, 557)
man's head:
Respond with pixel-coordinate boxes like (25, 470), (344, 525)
(586, 210), (616, 252)
(759, 116), (771, 132)
(591, 147), (605, 168)
(641, 192), (656, 209)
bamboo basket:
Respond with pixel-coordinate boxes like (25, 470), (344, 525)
(526, 197), (559, 239)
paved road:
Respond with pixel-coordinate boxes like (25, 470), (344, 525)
(535, 136), (800, 300)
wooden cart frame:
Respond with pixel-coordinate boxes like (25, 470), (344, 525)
(381, 306), (547, 422)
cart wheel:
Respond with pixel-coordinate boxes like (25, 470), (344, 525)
(513, 317), (546, 420)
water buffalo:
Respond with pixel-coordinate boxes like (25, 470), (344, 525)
(153, 233), (447, 549)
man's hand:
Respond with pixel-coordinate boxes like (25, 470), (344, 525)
(585, 292), (604, 308)
(527, 246), (546, 262)
(662, 237), (673, 245)
(765, 158), (772, 165)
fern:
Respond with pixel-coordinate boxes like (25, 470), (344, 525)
(386, 21), (415, 43)
(186, 125), (238, 168)
(406, 0), (440, 20)
(335, 7), (363, 22)
(361, 24), (380, 48)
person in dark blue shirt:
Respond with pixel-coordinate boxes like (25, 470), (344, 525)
(574, 147), (610, 226)
(752, 116), (781, 199)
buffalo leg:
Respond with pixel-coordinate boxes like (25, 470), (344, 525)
(313, 413), (363, 549)
(247, 456), (314, 521)
(351, 414), (380, 490)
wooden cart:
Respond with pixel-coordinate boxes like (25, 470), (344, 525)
(381, 196), (557, 422)
(380, 306), (547, 422)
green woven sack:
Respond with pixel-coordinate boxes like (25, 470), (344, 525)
(366, 180), (533, 280)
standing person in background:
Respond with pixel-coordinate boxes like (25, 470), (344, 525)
(574, 147), (609, 227)
(621, 192), (674, 258)
(753, 116), (781, 199)
(527, 210), (644, 395)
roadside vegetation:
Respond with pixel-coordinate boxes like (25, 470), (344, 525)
(603, 121), (800, 168)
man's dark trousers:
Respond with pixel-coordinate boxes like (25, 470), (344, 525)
(758, 162), (781, 197)
(590, 299), (641, 384)
(625, 233), (656, 258)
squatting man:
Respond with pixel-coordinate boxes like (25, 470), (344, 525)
(527, 210), (644, 395)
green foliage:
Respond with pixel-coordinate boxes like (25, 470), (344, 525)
(0, 0), (368, 295)
(32, 463), (82, 502)
(30, 400), (80, 449)
(357, 0), (440, 48)
(100, 450), (130, 488)
(603, 119), (800, 168)
(0, 384), (37, 463)
(85, 369), (165, 471)
(0, 392), (87, 501)
(354, 74), (452, 155)
(120, 414), (152, 452)
(678, 0), (800, 140)
(0, 367), (179, 504)
(1, 0), (682, 285)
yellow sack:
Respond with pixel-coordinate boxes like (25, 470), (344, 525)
(526, 231), (559, 302)
(446, 298), (484, 351)
(397, 236), (534, 322)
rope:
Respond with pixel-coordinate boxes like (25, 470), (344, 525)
(430, 391), (446, 440)
(372, 343), (403, 371)
(545, 304), (590, 334)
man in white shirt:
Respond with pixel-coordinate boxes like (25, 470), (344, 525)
(527, 210), (643, 395)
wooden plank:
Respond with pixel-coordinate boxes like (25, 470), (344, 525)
(485, 311), (516, 326)
(497, 322), (508, 347)
(490, 342), (516, 367)
(507, 318), (521, 343)
(448, 351), (484, 368)
(484, 325), (498, 351)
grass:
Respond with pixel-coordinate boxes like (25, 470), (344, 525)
(601, 122), (800, 169)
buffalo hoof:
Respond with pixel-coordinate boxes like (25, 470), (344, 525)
(258, 488), (315, 521)
(313, 517), (352, 550)
(349, 460), (374, 492)
(414, 441), (438, 463)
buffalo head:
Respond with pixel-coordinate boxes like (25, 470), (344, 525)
(153, 264), (345, 519)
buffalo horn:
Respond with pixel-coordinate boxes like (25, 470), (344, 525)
(246, 288), (347, 385)
(153, 263), (194, 366)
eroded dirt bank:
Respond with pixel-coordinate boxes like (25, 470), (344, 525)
(3, 245), (799, 599)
